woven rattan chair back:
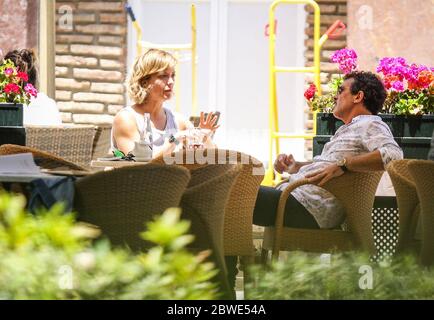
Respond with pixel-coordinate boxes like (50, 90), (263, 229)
(74, 163), (191, 251)
(92, 125), (112, 160)
(180, 164), (242, 299)
(153, 148), (264, 258)
(263, 171), (383, 260)
(26, 125), (96, 168)
(0, 144), (86, 171)
(408, 160), (434, 266)
(386, 160), (419, 252)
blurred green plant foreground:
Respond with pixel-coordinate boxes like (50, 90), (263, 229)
(247, 252), (434, 300)
(0, 192), (218, 299)
(0, 191), (433, 300)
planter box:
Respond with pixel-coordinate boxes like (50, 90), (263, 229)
(313, 135), (432, 159)
(0, 126), (26, 146)
(0, 103), (24, 126)
(316, 112), (434, 138)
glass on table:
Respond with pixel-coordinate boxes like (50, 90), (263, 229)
(186, 128), (206, 150)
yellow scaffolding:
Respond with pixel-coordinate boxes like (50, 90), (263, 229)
(126, 3), (198, 116)
(263, 0), (345, 186)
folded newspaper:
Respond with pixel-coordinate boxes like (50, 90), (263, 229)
(0, 153), (41, 174)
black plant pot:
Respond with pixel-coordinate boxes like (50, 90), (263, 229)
(0, 103), (24, 126)
(0, 103), (26, 146)
(316, 112), (434, 138)
(314, 113), (434, 159)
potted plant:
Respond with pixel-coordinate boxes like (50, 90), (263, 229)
(0, 58), (37, 126)
(305, 48), (434, 159)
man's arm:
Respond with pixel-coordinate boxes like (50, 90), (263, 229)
(307, 150), (395, 187)
(274, 154), (312, 174)
(345, 150), (385, 172)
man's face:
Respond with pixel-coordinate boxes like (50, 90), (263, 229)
(333, 78), (355, 120)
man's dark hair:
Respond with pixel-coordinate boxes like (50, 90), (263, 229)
(344, 71), (387, 115)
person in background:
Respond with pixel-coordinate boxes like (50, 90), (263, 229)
(3, 49), (62, 126)
(111, 48), (219, 158)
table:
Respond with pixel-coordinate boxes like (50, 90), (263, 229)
(91, 160), (150, 169)
(0, 172), (61, 183)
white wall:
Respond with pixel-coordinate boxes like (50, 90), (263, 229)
(127, 0), (307, 165)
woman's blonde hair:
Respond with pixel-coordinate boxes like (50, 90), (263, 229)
(127, 48), (177, 104)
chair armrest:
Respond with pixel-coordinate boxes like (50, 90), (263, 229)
(272, 178), (311, 258)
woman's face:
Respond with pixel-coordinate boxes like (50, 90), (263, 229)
(144, 67), (175, 102)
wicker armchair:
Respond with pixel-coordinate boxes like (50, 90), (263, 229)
(73, 163), (191, 251)
(0, 144), (86, 171)
(408, 160), (434, 266)
(26, 125), (96, 168)
(153, 149), (264, 264)
(180, 164), (242, 299)
(386, 160), (420, 253)
(262, 171), (383, 260)
(92, 125), (112, 160)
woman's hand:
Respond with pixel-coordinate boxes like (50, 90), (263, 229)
(199, 112), (220, 132)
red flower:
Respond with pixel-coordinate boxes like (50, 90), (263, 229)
(4, 83), (21, 94)
(383, 75), (401, 90)
(17, 71), (29, 82)
(304, 84), (317, 101)
(417, 70), (434, 89)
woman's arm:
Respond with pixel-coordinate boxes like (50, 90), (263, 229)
(112, 112), (140, 155)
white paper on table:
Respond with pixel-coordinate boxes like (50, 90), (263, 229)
(0, 153), (41, 174)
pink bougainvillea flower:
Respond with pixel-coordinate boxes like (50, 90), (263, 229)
(17, 71), (29, 82)
(376, 57), (407, 79)
(24, 83), (38, 97)
(4, 68), (14, 77)
(4, 83), (21, 94)
(304, 83), (317, 101)
(391, 81), (405, 92)
(330, 48), (358, 74)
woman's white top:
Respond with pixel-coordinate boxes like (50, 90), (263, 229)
(111, 106), (180, 155)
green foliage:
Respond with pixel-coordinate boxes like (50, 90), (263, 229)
(0, 192), (218, 299)
(311, 93), (336, 113)
(246, 251), (434, 300)
(383, 89), (434, 115)
(310, 77), (343, 113)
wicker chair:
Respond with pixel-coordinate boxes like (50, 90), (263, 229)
(386, 160), (420, 253)
(26, 125), (96, 168)
(180, 164), (242, 299)
(408, 160), (434, 266)
(92, 125), (112, 160)
(153, 149), (264, 268)
(0, 144), (86, 171)
(262, 171), (383, 260)
(73, 163), (191, 251)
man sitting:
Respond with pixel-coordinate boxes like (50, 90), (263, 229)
(226, 71), (404, 291)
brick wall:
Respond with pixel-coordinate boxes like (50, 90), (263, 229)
(55, 0), (127, 125)
(304, 0), (347, 157)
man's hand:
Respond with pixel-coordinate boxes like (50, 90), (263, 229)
(305, 164), (345, 187)
(274, 154), (297, 174)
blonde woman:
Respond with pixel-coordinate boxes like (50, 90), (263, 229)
(112, 48), (219, 158)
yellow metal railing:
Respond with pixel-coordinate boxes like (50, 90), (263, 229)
(263, 0), (345, 186)
(126, 3), (198, 115)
